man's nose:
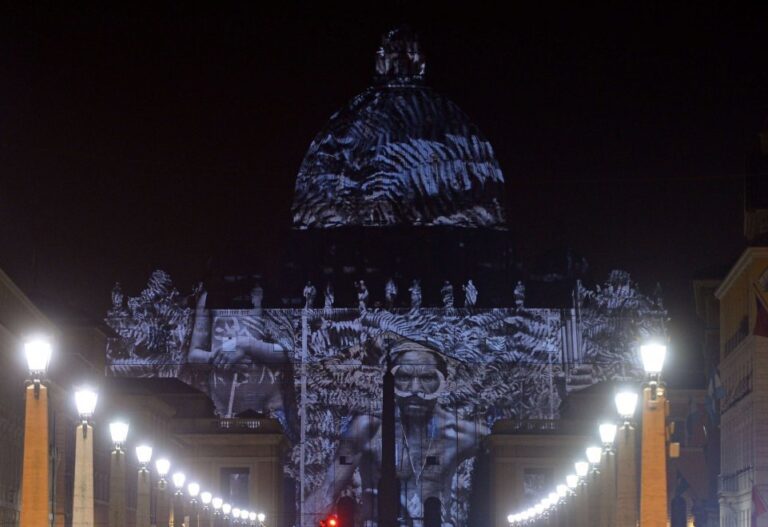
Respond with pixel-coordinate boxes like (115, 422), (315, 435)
(408, 377), (423, 392)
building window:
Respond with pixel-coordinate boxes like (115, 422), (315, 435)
(220, 467), (250, 505)
(522, 468), (552, 502)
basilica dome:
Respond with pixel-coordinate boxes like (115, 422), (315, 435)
(291, 28), (507, 230)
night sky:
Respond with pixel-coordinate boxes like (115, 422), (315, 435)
(2, 3), (766, 384)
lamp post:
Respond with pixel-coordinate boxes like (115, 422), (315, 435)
(257, 512), (266, 526)
(156, 458), (171, 527)
(212, 497), (223, 527)
(136, 445), (153, 527)
(555, 485), (567, 527)
(188, 482), (201, 527)
(585, 447), (602, 527)
(248, 511), (257, 526)
(73, 387), (98, 527)
(639, 342), (668, 527)
(19, 337), (53, 527)
(222, 503), (232, 527)
(615, 390), (639, 527)
(232, 508), (241, 525)
(171, 472), (186, 527)
(109, 421), (129, 527)
(201, 491), (213, 527)
(597, 423), (617, 527)
(574, 461), (589, 527)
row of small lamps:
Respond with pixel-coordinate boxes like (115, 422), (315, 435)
(507, 341), (668, 526)
(22, 337), (267, 526)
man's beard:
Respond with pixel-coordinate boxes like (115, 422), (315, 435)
(397, 395), (436, 418)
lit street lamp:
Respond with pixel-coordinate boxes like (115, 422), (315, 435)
(20, 337), (53, 527)
(598, 423), (617, 527)
(188, 482), (201, 527)
(109, 421), (129, 527)
(156, 458), (171, 527)
(615, 389), (639, 527)
(639, 342), (668, 527)
(171, 472), (186, 527)
(73, 387), (98, 527)
(212, 497), (223, 527)
(136, 445), (153, 527)
(257, 512), (266, 525)
(222, 503), (232, 527)
(200, 491), (213, 527)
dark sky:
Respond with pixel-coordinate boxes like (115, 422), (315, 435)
(1, 3), (766, 383)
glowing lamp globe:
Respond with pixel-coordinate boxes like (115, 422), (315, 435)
(548, 492), (558, 503)
(232, 508), (241, 519)
(24, 337), (52, 376)
(586, 446), (602, 464)
(242, 510), (251, 520)
(188, 482), (200, 498)
(566, 474), (579, 488)
(640, 342), (667, 375)
(507, 514), (515, 524)
(201, 492), (212, 505)
(556, 484), (567, 497)
(156, 458), (170, 477)
(74, 388), (98, 419)
(541, 497), (551, 508)
(574, 461), (589, 477)
(615, 391), (638, 420)
(250, 511), (257, 521)
(599, 423), (618, 445)
(109, 421), (129, 446)
(136, 445), (153, 465)
(212, 497), (223, 510)
(534, 503), (544, 515)
(258, 512), (266, 522)
(222, 503), (231, 515)
(172, 472), (186, 490)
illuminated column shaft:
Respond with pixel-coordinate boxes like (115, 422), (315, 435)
(578, 483), (589, 527)
(171, 494), (185, 527)
(137, 468), (151, 527)
(72, 424), (95, 527)
(640, 385), (668, 527)
(109, 450), (127, 527)
(599, 451), (616, 527)
(19, 383), (50, 527)
(156, 483), (169, 527)
(615, 424), (638, 527)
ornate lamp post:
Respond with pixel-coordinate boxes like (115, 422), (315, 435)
(257, 512), (266, 526)
(200, 491), (213, 527)
(73, 387), (98, 527)
(615, 390), (639, 527)
(135, 445), (153, 527)
(232, 508), (241, 525)
(19, 337), (53, 527)
(188, 482), (201, 527)
(155, 458), (171, 527)
(598, 423), (617, 527)
(555, 485), (567, 527)
(212, 497), (223, 527)
(171, 472), (186, 527)
(109, 421), (129, 527)
(574, 460), (589, 527)
(585, 446), (602, 527)
(248, 511), (257, 526)
(639, 342), (668, 527)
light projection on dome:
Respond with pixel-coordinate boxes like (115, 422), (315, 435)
(106, 269), (664, 527)
(291, 28), (506, 230)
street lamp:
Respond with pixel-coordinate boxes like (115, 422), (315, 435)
(188, 482), (201, 527)
(136, 445), (153, 527)
(249, 511), (257, 526)
(574, 461), (590, 526)
(19, 337), (53, 527)
(213, 497), (223, 527)
(222, 503), (232, 527)
(73, 387), (98, 527)
(232, 508), (241, 525)
(156, 458), (171, 527)
(639, 342), (669, 527)
(615, 390), (639, 527)
(171, 472), (186, 527)
(109, 420), (129, 527)
(257, 512), (265, 524)
(598, 423), (618, 527)
(201, 492), (213, 527)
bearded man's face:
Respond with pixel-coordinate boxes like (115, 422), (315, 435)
(392, 349), (445, 418)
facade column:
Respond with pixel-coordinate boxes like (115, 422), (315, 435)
(615, 423), (638, 527)
(156, 480), (169, 527)
(72, 423), (95, 527)
(19, 383), (50, 527)
(640, 384), (668, 527)
(137, 466), (151, 527)
(109, 449), (127, 527)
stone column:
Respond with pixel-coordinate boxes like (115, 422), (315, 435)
(615, 422), (638, 527)
(109, 449), (127, 527)
(72, 423), (95, 527)
(156, 480), (169, 527)
(137, 467), (151, 527)
(640, 385), (668, 527)
(20, 383), (50, 527)
(171, 492), (185, 527)
(599, 450), (616, 527)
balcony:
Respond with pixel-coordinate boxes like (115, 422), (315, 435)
(719, 466), (753, 494)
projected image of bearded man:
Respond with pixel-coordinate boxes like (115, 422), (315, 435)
(311, 339), (486, 527)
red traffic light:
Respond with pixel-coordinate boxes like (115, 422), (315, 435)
(328, 515), (338, 527)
